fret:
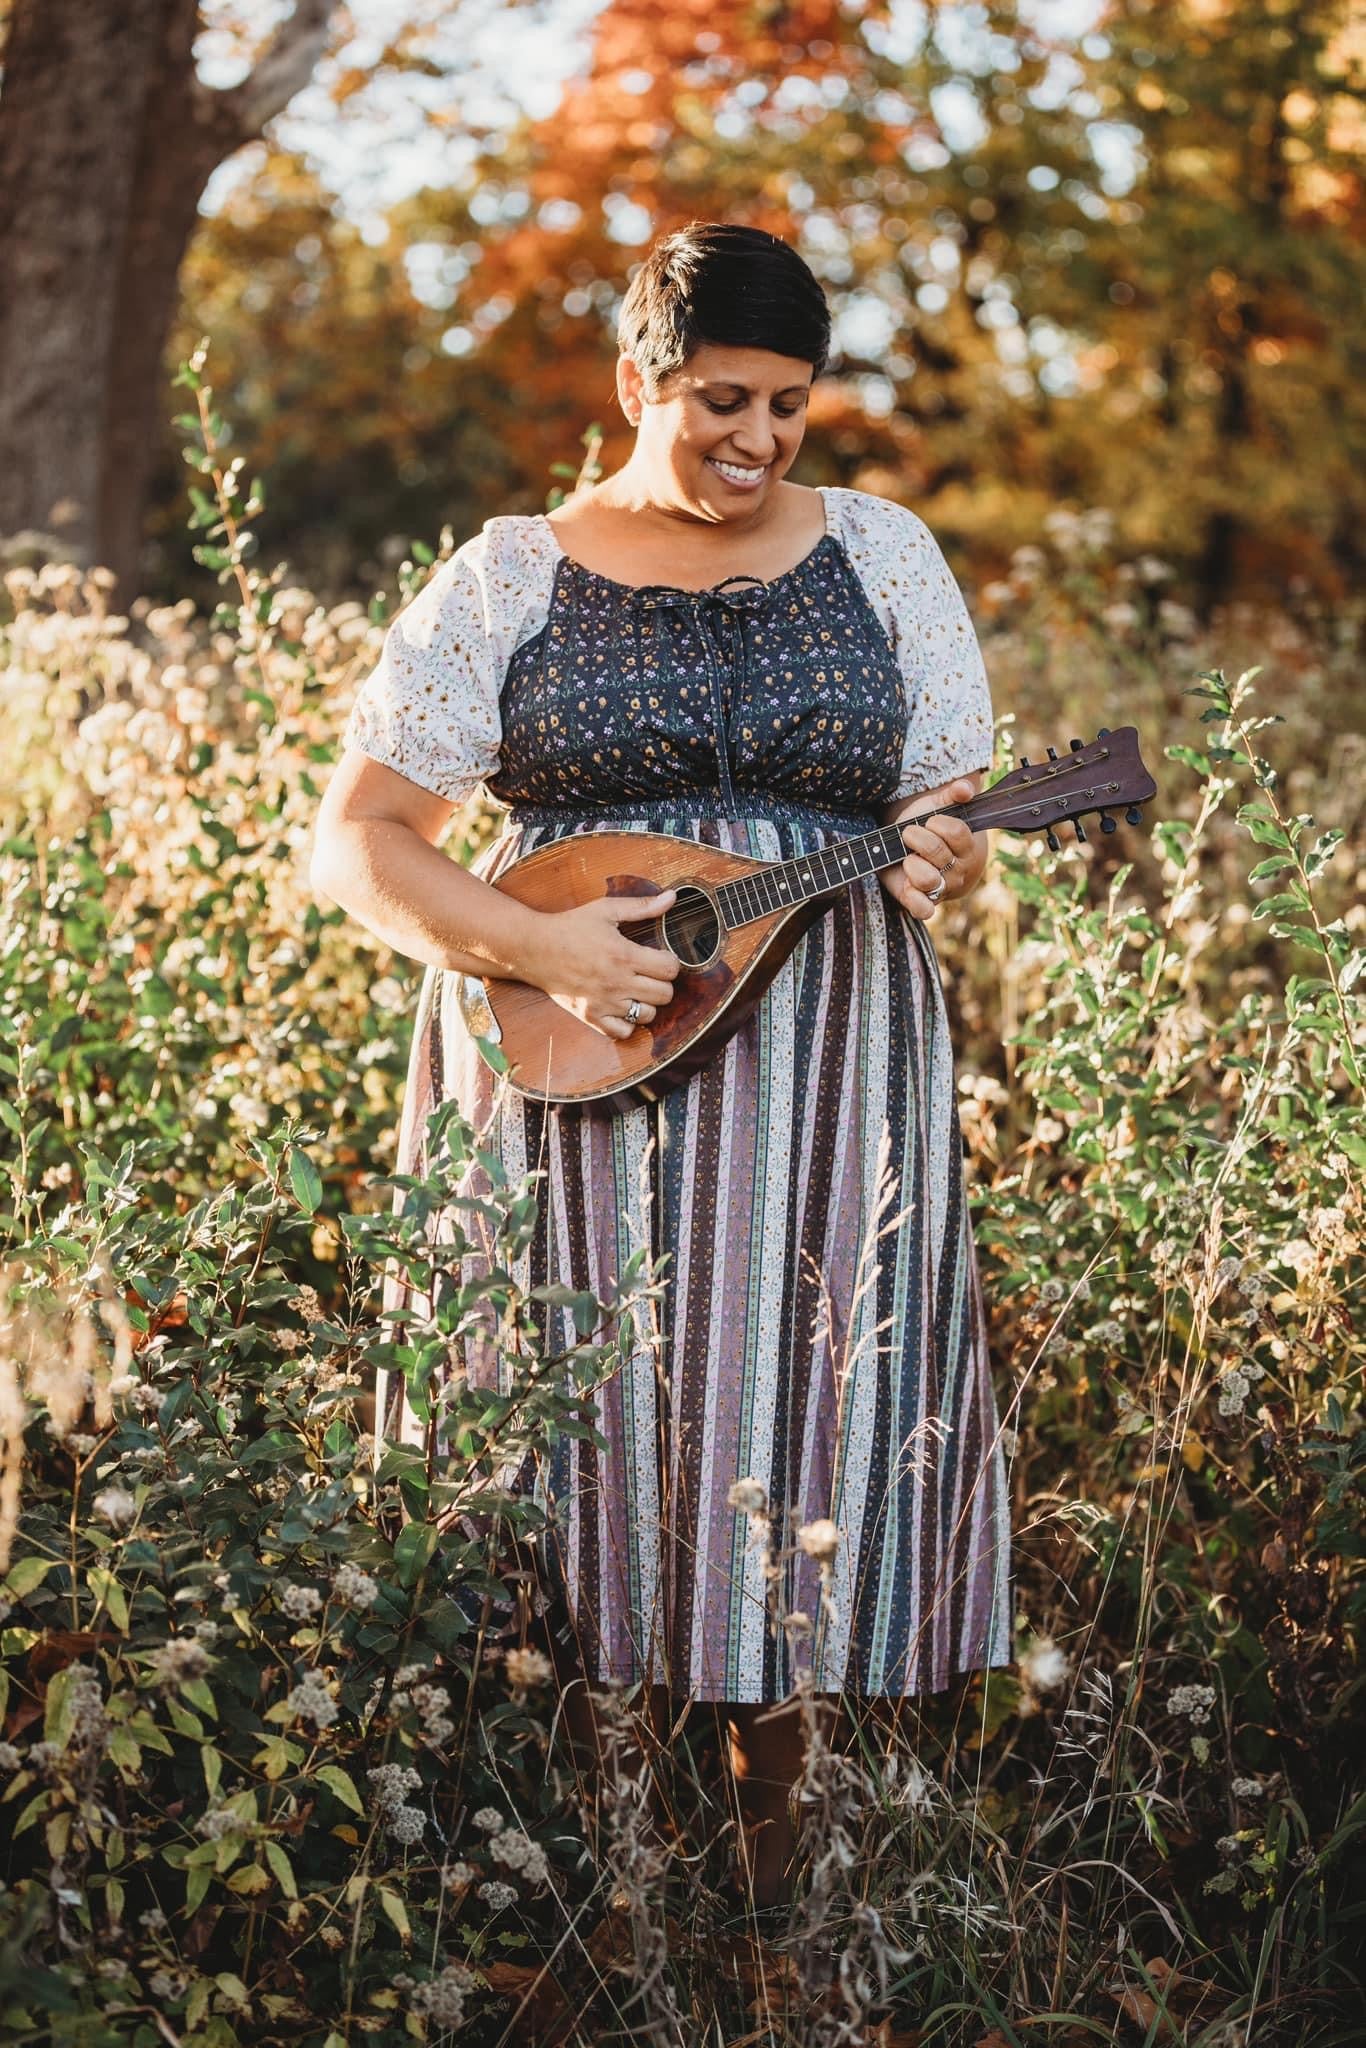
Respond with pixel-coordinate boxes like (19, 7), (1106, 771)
(718, 814), (972, 929)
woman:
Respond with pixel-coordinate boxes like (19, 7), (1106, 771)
(312, 222), (1012, 1909)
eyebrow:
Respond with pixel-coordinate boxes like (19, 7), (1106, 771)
(699, 380), (811, 397)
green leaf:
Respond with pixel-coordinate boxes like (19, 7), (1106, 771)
(5, 1556), (56, 1599)
(181, 1678), (218, 1720)
(288, 1147), (323, 1215)
(87, 1566), (129, 1633)
(264, 1841), (298, 1898)
(315, 1764), (365, 1814)
(1252, 891), (1309, 920)
(393, 1521), (439, 1588)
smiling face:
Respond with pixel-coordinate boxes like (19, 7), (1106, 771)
(617, 342), (814, 521)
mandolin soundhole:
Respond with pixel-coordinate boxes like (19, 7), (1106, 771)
(662, 885), (722, 970)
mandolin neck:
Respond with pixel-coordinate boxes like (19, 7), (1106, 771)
(713, 801), (973, 929)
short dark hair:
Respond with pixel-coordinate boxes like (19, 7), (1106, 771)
(617, 222), (831, 395)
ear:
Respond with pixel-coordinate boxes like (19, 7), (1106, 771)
(617, 353), (645, 426)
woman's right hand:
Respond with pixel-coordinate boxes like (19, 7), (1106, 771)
(525, 891), (682, 1041)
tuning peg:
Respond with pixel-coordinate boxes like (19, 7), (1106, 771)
(1019, 754), (1031, 768)
(1126, 804), (1144, 825)
(1098, 726), (1111, 739)
(1098, 810), (1118, 834)
(1046, 745), (1059, 761)
(1045, 827), (1061, 852)
(1073, 818), (1088, 842)
(1070, 737), (1084, 752)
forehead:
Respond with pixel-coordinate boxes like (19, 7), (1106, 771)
(673, 343), (814, 390)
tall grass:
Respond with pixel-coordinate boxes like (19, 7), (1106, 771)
(0, 351), (1360, 2045)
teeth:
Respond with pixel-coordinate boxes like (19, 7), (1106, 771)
(712, 459), (766, 482)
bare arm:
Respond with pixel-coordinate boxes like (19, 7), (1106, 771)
(878, 770), (990, 921)
(309, 751), (680, 1039)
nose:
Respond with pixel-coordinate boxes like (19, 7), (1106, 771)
(725, 400), (788, 462)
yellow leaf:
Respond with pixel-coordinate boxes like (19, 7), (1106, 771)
(227, 1862), (271, 1896)
(1181, 1432), (1207, 1471)
(378, 1886), (411, 1941)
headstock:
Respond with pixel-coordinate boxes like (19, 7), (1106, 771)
(963, 726), (1158, 847)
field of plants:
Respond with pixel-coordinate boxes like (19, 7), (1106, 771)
(0, 369), (1361, 2046)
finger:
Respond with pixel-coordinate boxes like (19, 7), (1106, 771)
(903, 887), (942, 921)
(897, 822), (956, 868)
(591, 1011), (632, 1040)
(624, 939), (681, 977)
(933, 817), (977, 858)
(628, 976), (675, 1005)
(621, 999), (657, 1025)
(902, 853), (948, 893)
(605, 889), (676, 922)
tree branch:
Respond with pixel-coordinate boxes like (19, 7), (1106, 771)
(195, 0), (339, 148)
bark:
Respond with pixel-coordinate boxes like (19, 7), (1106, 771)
(0, 0), (335, 598)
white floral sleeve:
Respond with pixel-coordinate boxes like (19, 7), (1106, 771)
(828, 487), (995, 802)
(342, 523), (529, 804)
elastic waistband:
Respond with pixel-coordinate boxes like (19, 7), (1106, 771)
(501, 791), (880, 834)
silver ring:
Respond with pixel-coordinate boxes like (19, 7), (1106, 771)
(926, 879), (946, 904)
(625, 998), (643, 1026)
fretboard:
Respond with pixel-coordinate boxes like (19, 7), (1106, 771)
(713, 805), (970, 928)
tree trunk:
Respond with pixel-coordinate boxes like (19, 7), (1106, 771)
(0, 0), (334, 600)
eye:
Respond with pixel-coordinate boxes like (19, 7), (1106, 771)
(703, 397), (806, 416)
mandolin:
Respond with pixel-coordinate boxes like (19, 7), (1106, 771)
(458, 725), (1157, 1113)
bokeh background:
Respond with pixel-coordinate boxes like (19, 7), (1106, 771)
(2, 0), (1364, 614)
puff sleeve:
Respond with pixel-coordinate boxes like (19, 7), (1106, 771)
(342, 530), (505, 805)
(833, 490), (994, 803)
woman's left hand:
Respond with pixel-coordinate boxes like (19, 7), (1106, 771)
(879, 775), (989, 922)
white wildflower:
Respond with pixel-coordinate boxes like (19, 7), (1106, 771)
(92, 1485), (137, 1529)
(1019, 1636), (1070, 1694)
(727, 1476), (768, 1515)
(796, 1517), (842, 1565)
(1167, 1682), (1216, 1725)
(333, 1562), (379, 1609)
(280, 1584), (322, 1621)
(148, 1638), (212, 1690)
(386, 1804), (425, 1845)
(368, 1763), (422, 1813)
(1277, 1239), (1317, 1279)
(408, 1962), (476, 2027)
(1217, 1369), (1251, 1417)
(503, 1645), (553, 1691)
(489, 1828), (549, 1886)
(283, 1671), (338, 1729)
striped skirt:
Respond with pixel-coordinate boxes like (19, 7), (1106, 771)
(374, 799), (1013, 1704)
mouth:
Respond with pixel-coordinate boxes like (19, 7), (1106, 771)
(706, 456), (769, 491)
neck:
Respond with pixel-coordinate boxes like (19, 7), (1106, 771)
(712, 806), (970, 928)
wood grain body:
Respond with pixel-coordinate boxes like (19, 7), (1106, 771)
(462, 831), (825, 1112)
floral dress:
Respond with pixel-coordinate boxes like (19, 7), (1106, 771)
(344, 484), (1012, 1704)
